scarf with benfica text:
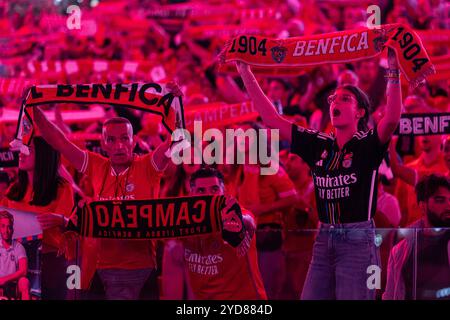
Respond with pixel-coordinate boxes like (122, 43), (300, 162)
(219, 24), (435, 88)
(10, 83), (185, 154)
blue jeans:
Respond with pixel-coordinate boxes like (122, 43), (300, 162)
(301, 220), (380, 300)
(97, 268), (153, 300)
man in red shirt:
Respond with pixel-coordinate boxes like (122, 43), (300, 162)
(180, 167), (267, 300)
(32, 84), (181, 299)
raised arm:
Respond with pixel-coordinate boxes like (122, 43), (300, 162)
(236, 61), (294, 142)
(151, 81), (184, 171)
(33, 106), (85, 171)
(377, 49), (402, 145)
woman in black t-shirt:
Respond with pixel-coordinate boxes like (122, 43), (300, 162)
(236, 49), (402, 300)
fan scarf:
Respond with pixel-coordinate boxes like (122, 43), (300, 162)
(395, 113), (450, 136)
(219, 24), (435, 88)
(11, 83), (185, 153)
(184, 101), (258, 130)
(66, 195), (246, 247)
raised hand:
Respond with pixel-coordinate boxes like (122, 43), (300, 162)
(165, 81), (183, 97)
(37, 213), (65, 230)
(235, 61), (251, 75)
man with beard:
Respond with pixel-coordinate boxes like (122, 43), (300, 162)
(0, 210), (30, 300)
(384, 174), (450, 300)
(162, 167), (267, 300)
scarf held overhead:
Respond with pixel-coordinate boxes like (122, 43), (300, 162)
(67, 195), (245, 245)
(12, 83), (185, 151)
(219, 24), (435, 87)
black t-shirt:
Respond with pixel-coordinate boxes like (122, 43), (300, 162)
(291, 124), (388, 223)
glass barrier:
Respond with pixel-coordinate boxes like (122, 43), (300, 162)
(60, 227), (450, 300)
(2, 225), (448, 300)
(254, 227), (450, 300)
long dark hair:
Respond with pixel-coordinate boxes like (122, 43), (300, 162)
(337, 84), (371, 132)
(6, 137), (65, 206)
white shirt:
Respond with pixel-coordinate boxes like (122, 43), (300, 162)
(0, 240), (27, 278)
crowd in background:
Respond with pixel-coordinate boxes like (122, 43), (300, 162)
(0, 0), (449, 300)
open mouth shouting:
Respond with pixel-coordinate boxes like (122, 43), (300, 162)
(332, 108), (341, 118)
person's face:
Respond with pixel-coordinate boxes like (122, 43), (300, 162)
(338, 71), (359, 86)
(419, 135), (442, 153)
(423, 187), (450, 228)
(101, 123), (135, 165)
(0, 218), (13, 242)
(403, 96), (425, 113)
(329, 88), (363, 130)
(410, 83), (429, 100)
(268, 81), (287, 102)
(444, 139), (450, 171)
(18, 142), (35, 171)
(190, 177), (224, 196)
(141, 112), (161, 135)
(287, 22), (304, 37)
(3, 122), (17, 141)
(313, 65), (334, 88)
(356, 61), (378, 83)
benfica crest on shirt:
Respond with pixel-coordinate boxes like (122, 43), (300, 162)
(125, 183), (135, 193)
(343, 152), (353, 168)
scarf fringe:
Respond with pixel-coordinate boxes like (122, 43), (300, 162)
(217, 39), (232, 65)
(409, 65), (436, 89)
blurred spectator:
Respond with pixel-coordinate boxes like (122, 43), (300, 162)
(384, 174), (450, 300)
(354, 59), (387, 113)
(267, 78), (291, 114)
(337, 69), (359, 87)
(239, 159), (297, 299)
(0, 210), (30, 300)
(280, 151), (317, 299)
(391, 95), (430, 163)
(445, 137), (450, 175)
(0, 0), (448, 301)
(0, 172), (11, 202)
(1, 137), (74, 300)
(395, 134), (447, 226)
